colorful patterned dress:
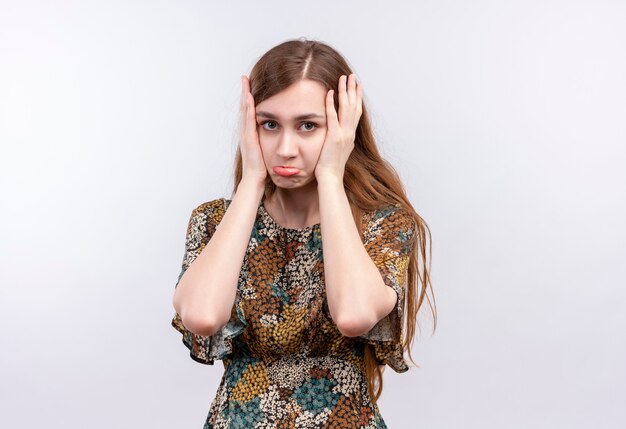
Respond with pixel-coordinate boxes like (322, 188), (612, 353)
(171, 197), (416, 428)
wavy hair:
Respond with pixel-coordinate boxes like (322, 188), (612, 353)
(232, 38), (436, 404)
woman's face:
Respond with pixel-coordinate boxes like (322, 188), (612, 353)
(255, 79), (328, 191)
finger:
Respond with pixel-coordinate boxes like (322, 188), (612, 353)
(240, 77), (247, 130)
(242, 76), (252, 104)
(326, 89), (340, 132)
(337, 75), (348, 123)
(347, 74), (356, 105)
(356, 82), (363, 117)
(245, 92), (257, 137)
(241, 76), (256, 134)
(243, 75), (251, 95)
(240, 76), (246, 113)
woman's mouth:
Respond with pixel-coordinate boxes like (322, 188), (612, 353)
(273, 166), (300, 177)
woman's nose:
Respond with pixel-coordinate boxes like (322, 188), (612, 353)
(276, 131), (298, 158)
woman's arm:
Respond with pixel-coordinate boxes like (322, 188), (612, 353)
(172, 178), (264, 336)
(318, 175), (398, 338)
(173, 76), (267, 337)
(315, 75), (396, 337)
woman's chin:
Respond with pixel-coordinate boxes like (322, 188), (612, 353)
(269, 174), (316, 190)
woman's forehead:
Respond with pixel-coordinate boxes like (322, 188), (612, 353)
(256, 79), (327, 117)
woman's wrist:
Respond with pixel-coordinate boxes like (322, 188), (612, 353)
(315, 173), (344, 189)
(237, 176), (267, 197)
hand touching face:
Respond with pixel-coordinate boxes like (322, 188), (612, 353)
(239, 75), (267, 184)
(314, 74), (363, 181)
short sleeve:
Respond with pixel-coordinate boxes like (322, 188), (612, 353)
(357, 204), (416, 373)
(170, 198), (246, 365)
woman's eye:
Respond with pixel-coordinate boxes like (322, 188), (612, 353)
(300, 122), (316, 131)
(261, 121), (277, 130)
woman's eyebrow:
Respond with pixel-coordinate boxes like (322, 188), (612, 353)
(256, 111), (325, 121)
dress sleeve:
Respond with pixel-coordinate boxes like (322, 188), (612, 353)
(170, 198), (246, 365)
(356, 204), (416, 373)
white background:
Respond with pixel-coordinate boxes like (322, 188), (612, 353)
(1, 1), (625, 428)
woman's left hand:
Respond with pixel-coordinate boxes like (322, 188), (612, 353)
(315, 74), (363, 181)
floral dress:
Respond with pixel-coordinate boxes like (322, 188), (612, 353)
(171, 197), (416, 428)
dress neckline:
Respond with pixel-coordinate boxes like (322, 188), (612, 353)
(259, 201), (320, 233)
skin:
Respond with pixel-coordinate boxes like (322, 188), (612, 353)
(254, 79), (327, 227)
(240, 73), (397, 337)
(172, 74), (397, 338)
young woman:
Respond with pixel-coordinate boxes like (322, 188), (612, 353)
(171, 38), (436, 429)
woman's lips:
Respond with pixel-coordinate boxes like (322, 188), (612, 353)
(273, 166), (300, 177)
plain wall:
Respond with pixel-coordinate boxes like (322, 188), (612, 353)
(1, 0), (625, 428)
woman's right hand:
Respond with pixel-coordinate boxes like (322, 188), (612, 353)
(239, 75), (267, 185)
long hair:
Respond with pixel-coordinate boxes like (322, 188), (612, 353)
(232, 38), (436, 405)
